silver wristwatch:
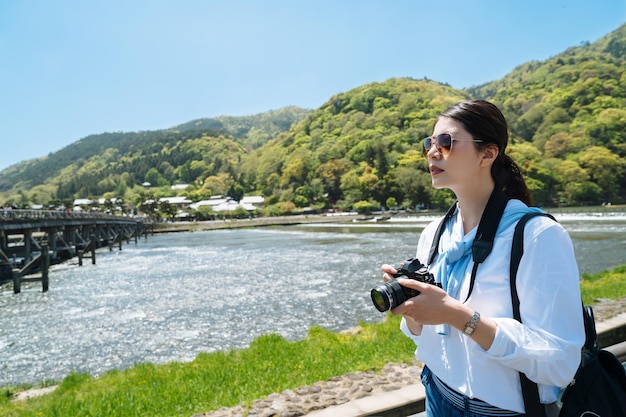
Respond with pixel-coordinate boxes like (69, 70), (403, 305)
(463, 311), (480, 335)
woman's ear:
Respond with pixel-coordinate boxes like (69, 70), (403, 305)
(480, 144), (499, 167)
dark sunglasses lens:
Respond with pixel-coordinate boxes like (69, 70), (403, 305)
(423, 134), (453, 156)
(422, 138), (434, 157)
(438, 134), (452, 153)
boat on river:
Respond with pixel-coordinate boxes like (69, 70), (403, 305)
(353, 215), (391, 222)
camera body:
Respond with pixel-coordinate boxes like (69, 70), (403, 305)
(370, 258), (438, 312)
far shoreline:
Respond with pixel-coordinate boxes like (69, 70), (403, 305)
(148, 205), (626, 234)
(150, 213), (369, 233)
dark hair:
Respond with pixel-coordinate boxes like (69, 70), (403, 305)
(439, 100), (532, 205)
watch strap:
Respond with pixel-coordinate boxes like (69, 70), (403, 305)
(463, 311), (480, 335)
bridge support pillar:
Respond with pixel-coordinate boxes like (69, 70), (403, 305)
(12, 269), (20, 294)
(91, 235), (96, 265)
(41, 244), (49, 292)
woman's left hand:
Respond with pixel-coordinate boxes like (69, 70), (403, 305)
(392, 278), (497, 350)
(390, 278), (462, 326)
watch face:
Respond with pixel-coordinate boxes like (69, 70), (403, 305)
(464, 312), (479, 335)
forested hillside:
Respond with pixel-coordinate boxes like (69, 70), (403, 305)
(0, 107), (311, 210)
(1, 24), (624, 214)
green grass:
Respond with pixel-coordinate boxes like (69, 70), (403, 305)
(1, 265), (624, 417)
(580, 265), (626, 305)
(0, 315), (415, 417)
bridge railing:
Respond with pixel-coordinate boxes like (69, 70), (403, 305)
(0, 209), (143, 223)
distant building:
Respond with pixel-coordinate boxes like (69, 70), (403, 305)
(73, 198), (92, 206)
(240, 196), (264, 207)
(158, 196), (192, 208)
(188, 195), (264, 212)
(188, 196), (232, 211)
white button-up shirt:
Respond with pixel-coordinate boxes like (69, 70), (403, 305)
(402, 199), (585, 413)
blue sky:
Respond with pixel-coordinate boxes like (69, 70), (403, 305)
(1, 1), (625, 171)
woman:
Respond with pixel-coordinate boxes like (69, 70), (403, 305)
(382, 100), (584, 416)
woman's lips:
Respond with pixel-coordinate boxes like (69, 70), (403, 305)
(429, 165), (443, 175)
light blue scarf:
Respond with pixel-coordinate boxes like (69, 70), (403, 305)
(430, 200), (543, 335)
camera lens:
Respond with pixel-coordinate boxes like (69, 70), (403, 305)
(370, 280), (406, 312)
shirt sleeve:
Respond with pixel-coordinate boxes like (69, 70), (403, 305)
(400, 316), (422, 343)
(485, 217), (585, 387)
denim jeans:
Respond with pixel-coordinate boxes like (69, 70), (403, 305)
(421, 366), (535, 417)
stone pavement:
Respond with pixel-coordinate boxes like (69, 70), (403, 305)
(193, 362), (423, 417)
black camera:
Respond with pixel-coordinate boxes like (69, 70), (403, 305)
(370, 258), (438, 312)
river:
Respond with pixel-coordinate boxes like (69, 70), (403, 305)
(1, 212), (625, 386)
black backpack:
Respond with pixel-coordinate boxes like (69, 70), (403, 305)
(511, 212), (626, 417)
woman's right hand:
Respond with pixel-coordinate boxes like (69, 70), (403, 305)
(381, 263), (397, 283)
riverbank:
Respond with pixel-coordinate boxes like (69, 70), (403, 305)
(150, 213), (365, 233)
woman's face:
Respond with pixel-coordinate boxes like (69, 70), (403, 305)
(426, 117), (485, 193)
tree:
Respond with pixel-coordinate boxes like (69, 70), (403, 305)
(385, 196), (398, 210)
(562, 181), (603, 205)
(195, 205), (215, 220)
(229, 184), (245, 202)
(585, 108), (626, 150)
(395, 167), (432, 208)
(353, 200), (378, 214)
(359, 169), (380, 201)
(202, 173), (232, 196)
(159, 200), (178, 220)
(144, 168), (169, 187)
(230, 206), (250, 219)
(579, 146), (625, 200)
(544, 132), (574, 158)
(280, 157), (307, 187)
(557, 160), (589, 184)
(340, 170), (362, 204)
(315, 160), (350, 203)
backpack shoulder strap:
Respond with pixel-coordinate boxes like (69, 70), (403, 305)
(510, 211), (555, 317)
(510, 211), (555, 415)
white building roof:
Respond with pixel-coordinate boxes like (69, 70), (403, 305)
(189, 198), (257, 212)
(189, 198), (231, 210)
(159, 196), (192, 205)
(73, 198), (92, 206)
(240, 196), (264, 205)
(213, 201), (241, 212)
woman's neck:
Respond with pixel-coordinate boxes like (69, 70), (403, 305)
(456, 184), (496, 234)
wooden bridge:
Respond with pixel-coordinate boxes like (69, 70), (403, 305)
(0, 209), (147, 293)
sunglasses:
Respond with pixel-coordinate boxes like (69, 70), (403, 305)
(422, 133), (483, 157)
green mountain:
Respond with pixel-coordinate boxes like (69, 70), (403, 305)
(1, 24), (625, 212)
(172, 106), (312, 148)
(0, 107), (312, 207)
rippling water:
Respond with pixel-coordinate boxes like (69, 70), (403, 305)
(1, 213), (625, 386)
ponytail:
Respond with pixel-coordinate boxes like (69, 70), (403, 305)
(493, 153), (532, 205)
